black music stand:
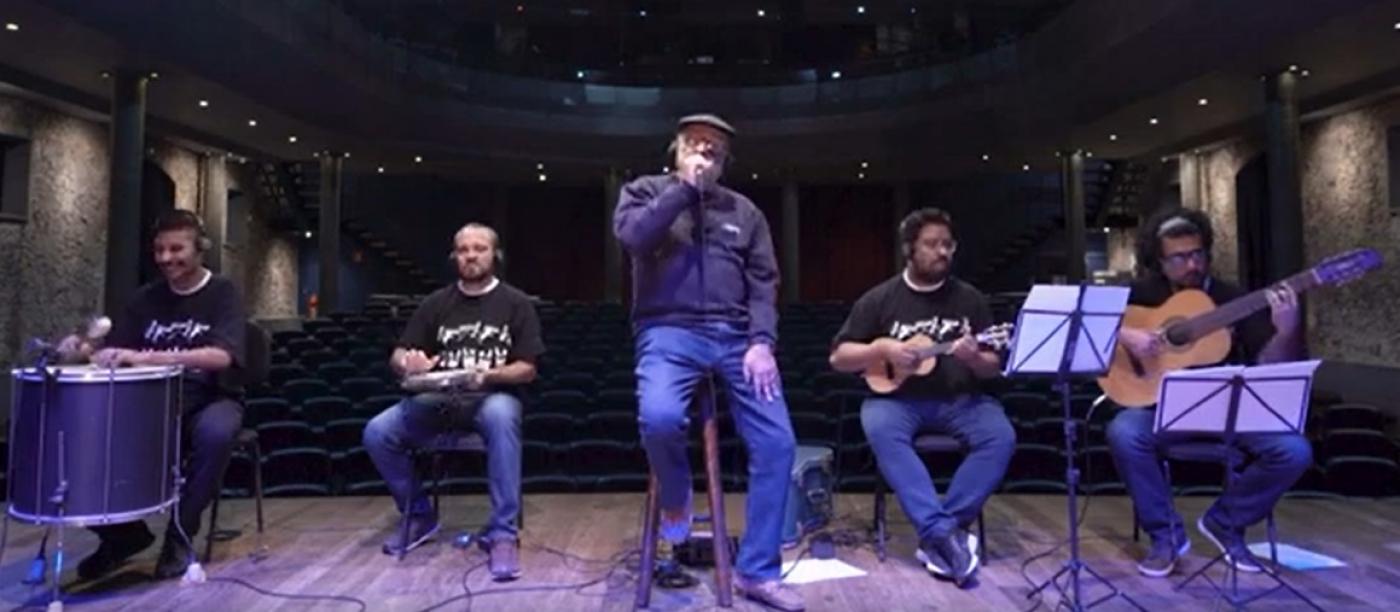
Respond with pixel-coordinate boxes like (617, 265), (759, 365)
(1156, 361), (1324, 611)
(1008, 284), (1142, 611)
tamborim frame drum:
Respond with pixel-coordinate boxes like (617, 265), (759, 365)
(7, 365), (183, 526)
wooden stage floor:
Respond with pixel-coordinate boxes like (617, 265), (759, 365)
(0, 493), (1395, 611)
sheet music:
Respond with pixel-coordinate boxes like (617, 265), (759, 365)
(1007, 285), (1129, 375)
(1156, 361), (1321, 434)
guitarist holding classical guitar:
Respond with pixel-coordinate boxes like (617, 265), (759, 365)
(830, 208), (1016, 587)
(1106, 208), (1312, 579)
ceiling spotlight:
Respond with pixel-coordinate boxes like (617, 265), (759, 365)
(304, 231), (313, 239)
(910, 7), (917, 14)
(1288, 64), (1299, 72)
(860, 161), (869, 168)
(343, 152), (351, 159)
(287, 135), (298, 143)
(1109, 133), (1119, 141)
(830, 70), (842, 79)
(662, 165), (671, 173)
(198, 100), (209, 108)
(1148, 117), (1159, 125)
(575, 70), (585, 79)
(857, 6), (866, 15)
(148, 71), (159, 79)
(1301, 69), (1311, 77)
(751, 172), (759, 180)
(312, 151), (320, 158)
(515, 4), (524, 13)
(538, 173), (548, 182)
(1022, 164), (1030, 171)
(1085, 151), (1094, 158)
(376, 166), (385, 173)
(1197, 98), (1209, 106)
(414, 155), (423, 163)
(1394, 21), (1400, 30)
(980, 154), (990, 162)
(1102, 227), (1111, 234)
(4, 23), (18, 32)
(536, 162), (544, 170)
(99, 70), (111, 79)
(757, 9), (766, 17)
(247, 119), (257, 127)
(638, 9), (647, 17)
(857, 172), (866, 179)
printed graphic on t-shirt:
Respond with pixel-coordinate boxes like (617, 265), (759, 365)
(889, 316), (970, 343)
(143, 319), (212, 348)
(437, 322), (514, 370)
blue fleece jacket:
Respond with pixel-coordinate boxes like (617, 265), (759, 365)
(613, 174), (779, 346)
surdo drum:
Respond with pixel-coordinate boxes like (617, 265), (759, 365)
(8, 365), (183, 526)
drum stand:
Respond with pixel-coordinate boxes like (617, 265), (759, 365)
(45, 432), (71, 612)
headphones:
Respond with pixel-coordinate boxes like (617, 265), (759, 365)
(447, 224), (506, 265)
(898, 208), (957, 260)
(153, 209), (213, 252)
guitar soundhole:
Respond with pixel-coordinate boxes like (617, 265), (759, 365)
(1161, 319), (1193, 349)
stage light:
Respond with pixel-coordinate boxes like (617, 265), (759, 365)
(414, 155), (423, 163)
(857, 6), (866, 15)
(830, 70), (842, 79)
(4, 23), (18, 32)
(304, 231), (313, 239)
(247, 119), (257, 127)
(1022, 164), (1031, 171)
(576, 70), (585, 79)
(198, 100), (209, 108)
(858, 172), (866, 179)
(377, 166), (385, 173)
(981, 154), (990, 162)
(1109, 134), (1118, 141)
(536, 162), (544, 170)
(757, 9), (766, 18)
(1197, 98), (1209, 106)
(538, 173), (548, 182)
(860, 161), (868, 168)
(1148, 117), (1159, 125)
(751, 172), (759, 180)
(288, 135), (298, 143)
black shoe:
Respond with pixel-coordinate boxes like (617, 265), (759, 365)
(382, 511), (441, 556)
(77, 525), (156, 581)
(1136, 536), (1191, 578)
(1197, 513), (1262, 573)
(154, 535), (196, 580)
(916, 530), (976, 586)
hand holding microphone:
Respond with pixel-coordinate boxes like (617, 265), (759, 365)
(54, 315), (112, 363)
(680, 153), (718, 189)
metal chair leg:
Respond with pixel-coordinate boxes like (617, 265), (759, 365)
(635, 473), (660, 609)
(874, 477), (887, 562)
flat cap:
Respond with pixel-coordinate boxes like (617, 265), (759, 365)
(676, 113), (736, 137)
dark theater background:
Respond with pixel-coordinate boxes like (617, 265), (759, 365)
(0, 1), (1398, 610)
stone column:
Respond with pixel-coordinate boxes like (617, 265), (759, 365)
(1060, 151), (1087, 283)
(103, 70), (148, 314)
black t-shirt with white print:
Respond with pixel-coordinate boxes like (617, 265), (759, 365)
(833, 274), (995, 399)
(107, 272), (247, 409)
(398, 279), (545, 391)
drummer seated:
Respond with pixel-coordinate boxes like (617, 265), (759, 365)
(361, 223), (544, 582)
(59, 209), (246, 581)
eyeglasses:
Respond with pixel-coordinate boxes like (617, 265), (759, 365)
(919, 239), (958, 253)
(1160, 248), (1207, 267)
(678, 134), (728, 155)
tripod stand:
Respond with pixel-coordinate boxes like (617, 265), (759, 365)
(1008, 284), (1142, 611)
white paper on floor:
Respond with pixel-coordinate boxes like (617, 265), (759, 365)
(1246, 543), (1346, 570)
(779, 558), (869, 585)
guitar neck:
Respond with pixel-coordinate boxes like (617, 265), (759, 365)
(1175, 270), (1319, 340)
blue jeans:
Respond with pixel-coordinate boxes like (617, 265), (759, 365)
(363, 391), (522, 541)
(635, 324), (797, 581)
(862, 394), (1016, 542)
(1106, 407), (1312, 543)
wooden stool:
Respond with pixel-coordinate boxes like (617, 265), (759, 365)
(636, 380), (733, 608)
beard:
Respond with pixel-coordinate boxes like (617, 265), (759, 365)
(459, 263), (491, 283)
(909, 258), (950, 285)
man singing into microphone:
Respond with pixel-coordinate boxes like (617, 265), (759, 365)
(59, 209), (246, 581)
(614, 114), (803, 611)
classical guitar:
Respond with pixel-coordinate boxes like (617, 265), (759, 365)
(863, 323), (1014, 394)
(1097, 248), (1382, 407)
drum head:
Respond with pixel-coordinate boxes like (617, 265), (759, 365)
(11, 364), (181, 383)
